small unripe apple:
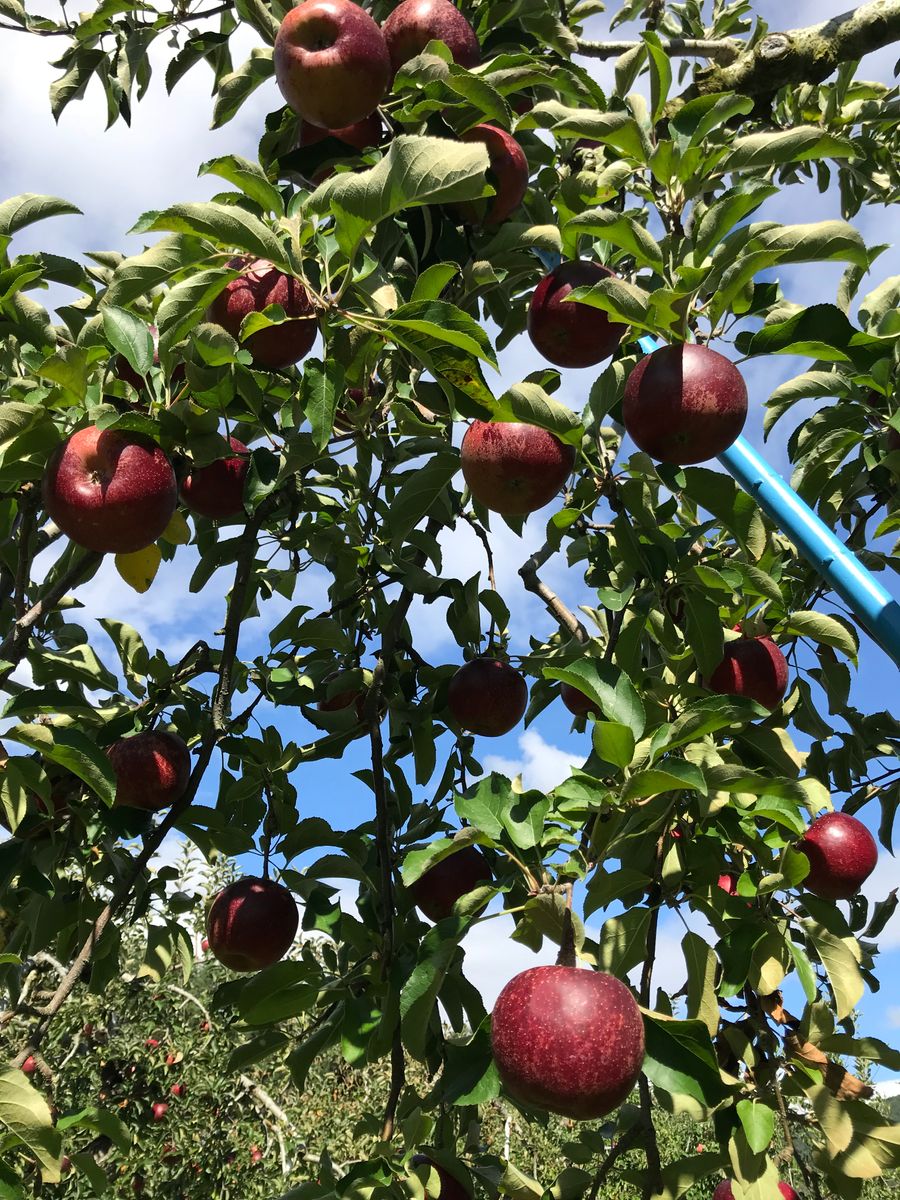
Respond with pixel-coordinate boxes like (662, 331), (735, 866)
(180, 436), (249, 519)
(21, 1055), (36, 1074)
(107, 731), (191, 812)
(208, 259), (317, 371)
(460, 420), (575, 515)
(206, 876), (299, 972)
(274, 0), (391, 129)
(151, 1101), (169, 1121)
(491, 965), (645, 1119)
(713, 1183), (798, 1200)
(382, 0), (480, 72)
(409, 846), (492, 921)
(527, 261), (625, 369)
(796, 812), (878, 900)
(560, 682), (597, 718)
(447, 658), (527, 737)
(622, 343), (748, 464)
(42, 426), (177, 554)
(705, 635), (789, 710)
(453, 125), (528, 227)
(410, 1156), (471, 1200)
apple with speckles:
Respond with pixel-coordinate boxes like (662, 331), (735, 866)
(460, 421), (575, 515)
(796, 811), (878, 900)
(705, 635), (789, 710)
(409, 845), (492, 921)
(491, 965), (645, 1119)
(208, 259), (317, 371)
(180, 436), (249, 520)
(527, 261), (625, 369)
(382, 0), (480, 73)
(447, 658), (527, 737)
(108, 731), (191, 812)
(622, 343), (747, 464)
(206, 877), (299, 972)
(42, 426), (177, 555)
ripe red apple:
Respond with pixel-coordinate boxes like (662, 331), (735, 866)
(165, 1052), (177, 1065)
(21, 1055), (36, 1075)
(717, 873), (737, 895)
(297, 112), (383, 150)
(170, 1083), (185, 1097)
(107, 731), (191, 812)
(151, 1101), (169, 1121)
(447, 658), (527, 737)
(206, 876), (299, 972)
(42, 426), (177, 554)
(201, 937), (209, 953)
(144, 1037), (159, 1049)
(382, 0), (480, 72)
(713, 1183), (798, 1200)
(705, 635), (789, 710)
(527, 262), (626, 369)
(208, 259), (317, 371)
(409, 846), (492, 921)
(622, 343), (748, 464)
(453, 125), (528, 227)
(560, 682), (597, 718)
(180, 436), (249, 520)
(274, 0), (390, 129)
(460, 420), (575, 515)
(410, 1156), (471, 1200)
(491, 966), (645, 1119)
(796, 812), (878, 901)
(250, 1146), (264, 1164)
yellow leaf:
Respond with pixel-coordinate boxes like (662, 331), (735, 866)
(161, 509), (191, 545)
(115, 545), (161, 593)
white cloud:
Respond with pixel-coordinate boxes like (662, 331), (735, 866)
(482, 729), (585, 793)
(861, 853), (900, 950)
(887, 1008), (900, 1030)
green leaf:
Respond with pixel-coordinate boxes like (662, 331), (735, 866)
(198, 154), (284, 215)
(388, 450), (458, 540)
(683, 931), (719, 1036)
(591, 721), (635, 769)
(0, 194), (81, 246)
(804, 919), (863, 1021)
(720, 127), (856, 171)
(212, 49), (275, 128)
(522, 101), (645, 159)
(106, 234), (206, 307)
(237, 960), (319, 1025)
(544, 661), (645, 739)
(691, 181), (778, 262)
(301, 358), (343, 451)
(386, 299), (497, 367)
(783, 610), (858, 660)
(736, 1100), (775, 1154)
(101, 306), (154, 378)
(410, 262), (459, 303)
(0, 1069), (63, 1182)
(156, 267), (239, 353)
(455, 773), (550, 850)
(641, 1014), (730, 1106)
(598, 907), (651, 975)
(623, 758), (707, 800)
(682, 591), (724, 679)
(489, 382), (583, 444)
(745, 304), (879, 362)
(401, 918), (468, 1059)
(132, 202), (287, 267)
(5, 723), (116, 806)
(566, 208), (663, 273)
(642, 31), (671, 122)
(97, 619), (148, 697)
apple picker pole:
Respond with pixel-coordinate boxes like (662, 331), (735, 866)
(635, 334), (900, 670)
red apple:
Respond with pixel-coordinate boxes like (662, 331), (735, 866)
(705, 635), (789, 710)
(716, 873), (737, 895)
(144, 1037), (159, 1049)
(165, 1052), (177, 1065)
(180, 436), (249, 520)
(453, 125), (528, 227)
(250, 1146), (264, 1164)
(491, 966), (645, 1119)
(460, 420), (575, 515)
(201, 937), (209, 953)
(409, 845), (492, 921)
(21, 1055), (36, 1075)
(560, 682), (597, 718)
(796, 812), (878, 901)
(297, 112), (383, 150)
(714, 1183), (798, 1200)
(206, 876), (299, 972)
(274, 0), (390, 129)
(622, 343), (748, 464)
(410, 1156), (471, 1200)
(527, 261), (625, 369)
(208, 258), (317, 371)
(151, 1101), (169, 1121)
(42, 426), (177, 554)
(170, 1083), (185, 1097)
(382, 0), (480, 72)
(447, 658), (527, 737)
(108, 731), (191, 812)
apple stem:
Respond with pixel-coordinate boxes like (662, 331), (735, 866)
(556, 895), (577, 967)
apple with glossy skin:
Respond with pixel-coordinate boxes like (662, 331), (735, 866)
(42, 426), (177, 554)
(382, 0), (480, 72)
(409, 846), (492, 921)
(151, 1102), (169, 1122)
(461, 420), (575, 515)
(208, 259), (317, 371)
(713, 1183), (798, 1200)
(491, 965), (645, 1119)
(705, 635), (789, 710)
(180, 437), (249, 520)
(717, 873), (737, 895)
(622, 343), (748, 464)
(410, 1156), (471, 1200)
(796, 812), (878, 900)
(560, 682), (597, 718)
(206, 876), (299, 972)
(274, 0), (390, 129)
(527, 261), (626, 369)
(447, 658), (527, 737)
(452, 125), (528, 227)
(21, 1055), (36, 1074)
(170, 1083), (185, 1098)
(107, 731), (191, 812)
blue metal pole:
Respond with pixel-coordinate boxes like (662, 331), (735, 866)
(636, 335), (900, 669)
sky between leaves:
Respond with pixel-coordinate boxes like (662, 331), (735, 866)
(1, 0), (899, 1075)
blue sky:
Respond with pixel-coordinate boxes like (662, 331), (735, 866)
(1, 0), (898, 1076)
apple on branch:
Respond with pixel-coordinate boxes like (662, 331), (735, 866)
(410, 1156), (472, 1200)
(460, 421), (575, 515)
(447, 658), (527, 737)
(382, 0), (480, 73)
(527, 261), (625, 369)
(796, 811), (878, 900)
(705, 635), (789, 710)
(207, 258), (318, 371)
(180, 436), (249, 520)
(206, 876), (299, 971)
(451, 125), (528, 227)
(408, 845), (492, 921)
(108, 731), (192, 812)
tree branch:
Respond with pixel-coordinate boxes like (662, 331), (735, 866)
(576, 36), (741, 62)
(519, 542), (590, 645)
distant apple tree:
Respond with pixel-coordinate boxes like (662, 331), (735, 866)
(0, 0), (899, 1196)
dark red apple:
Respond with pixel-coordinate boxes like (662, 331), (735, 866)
(453, 125), (528, 227)
(151, 1101), (169, 1121)
(622, 343), (748, 464)
(208, 259), (317, 371)
(21, 1055), (36, 1075)
(796, 812), (878, 901)
(560, 682), (597, 718)
(460, 420), (575, 515)
(297, 112), (383, 150)
(447, 658), (527, 737)
(108, 731), (191, 812)
(410, 1156), (471, 1200)
(179, 436), (249, 519)
(382, 0), (480, 72)
(206, 876), (299, 972)
(491, 966), (645, 1119)
(42, 426), (177, 554)
(713, 1183), (798, 1200)
(527, 261), (625, 369)
(274, 0), (390, 129)
(409, 845), (492, 921)
(705, 635), (789, 710)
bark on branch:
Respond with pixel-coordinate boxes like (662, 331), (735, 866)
(576, 36), (741, 62)
(519, 543), (590, 645)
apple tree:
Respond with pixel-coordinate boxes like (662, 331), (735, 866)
(0, 0), (899, 1195)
